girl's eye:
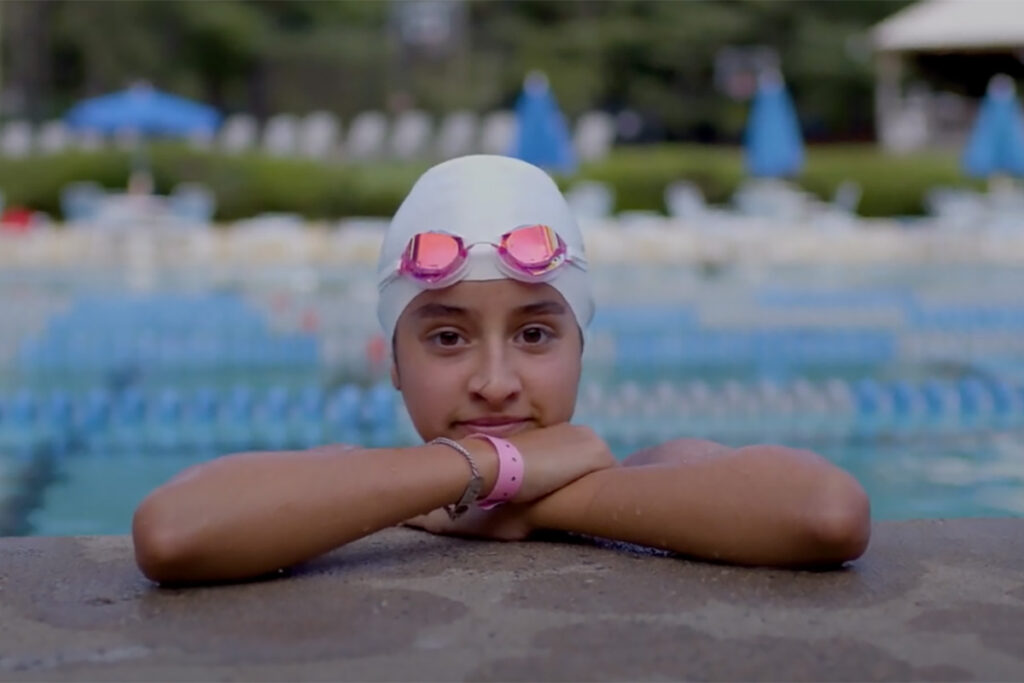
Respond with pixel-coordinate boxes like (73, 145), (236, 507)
(517, 326), (552, 345)
(431, 330), (464, 347)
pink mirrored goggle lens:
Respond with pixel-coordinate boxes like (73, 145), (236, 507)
(405, 232), (464, 275)
(500, 224), (562, 269)
(401, 225), (566, 283)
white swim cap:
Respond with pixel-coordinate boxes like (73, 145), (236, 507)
(376, 155), (593, 344)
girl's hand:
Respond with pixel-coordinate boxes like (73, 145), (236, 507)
(405, 424), (614, 542)
(504, 423), (617, 503)
(404, 503), (534, 541)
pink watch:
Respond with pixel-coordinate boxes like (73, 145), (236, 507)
(469, 434), (525, 509)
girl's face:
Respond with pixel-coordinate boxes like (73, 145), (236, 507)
(392, 279), (582, 442)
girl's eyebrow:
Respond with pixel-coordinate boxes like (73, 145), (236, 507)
(515, 301), (567, 316)
(411, 300), (566, 320)
(411, 303), (467, 320)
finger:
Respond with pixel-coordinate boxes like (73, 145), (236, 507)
(402, 514), (436, 530)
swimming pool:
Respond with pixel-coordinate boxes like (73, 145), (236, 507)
(2, 260), (1024, 535)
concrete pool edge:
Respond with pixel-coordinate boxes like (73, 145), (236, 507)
(1, 519), (1022, 681)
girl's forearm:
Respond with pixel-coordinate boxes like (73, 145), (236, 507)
(526, 449), (870, 567)
(133, 442), (497, 583)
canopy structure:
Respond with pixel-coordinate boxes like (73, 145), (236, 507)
(509, 71), (576, 174)
(873, 0), (1024, 53)
(961, 79), (1024, 178)
(65, 84), (220, 137)
(743, 73), (804, 178)
(870, 0), (1024, 151)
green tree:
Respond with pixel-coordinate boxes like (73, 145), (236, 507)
(3, 0), (914, 140)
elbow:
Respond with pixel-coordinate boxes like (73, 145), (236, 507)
(804, 472), (872, 565)
(132, 494), (197, 584)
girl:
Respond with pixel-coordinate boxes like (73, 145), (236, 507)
(133, 155), (870, 584)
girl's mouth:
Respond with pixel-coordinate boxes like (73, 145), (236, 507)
(454, 418), (533, 437)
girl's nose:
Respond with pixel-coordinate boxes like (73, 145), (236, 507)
(468, 345), (522, 407)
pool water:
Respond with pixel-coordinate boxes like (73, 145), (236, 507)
(2, 262), (1024, 535)
(7, 422), (1023, 536)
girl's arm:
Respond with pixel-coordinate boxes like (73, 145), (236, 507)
(620, 437), (732, 466)
(132, 424), (615, 584)
(132, 442), (500, 583)
(526, 440), (871, 567)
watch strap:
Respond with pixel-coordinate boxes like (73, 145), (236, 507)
(469, 434), (525, 509)
(429, 437), (483, 520)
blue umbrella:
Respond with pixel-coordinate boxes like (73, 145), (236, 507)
(962, 76), (1024, 178)
(65, 83), (220, 136)
(744, 73), (804, 178)
(510, 72), (577, 174)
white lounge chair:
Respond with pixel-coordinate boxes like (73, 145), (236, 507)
(574, 111), (615, 162)
(435, 110), (478, 159)
(220, 114), (258, 154)
(479, 110), (515, 155)
(565, 181), (615, 220)
(37, 121), (71, 155)
(0, 121), (33, 158)
(346, 111), (388, 161)
(263, 114), (300, 157)
(390, 110), (432, 160)
(298, 111), (341, 159)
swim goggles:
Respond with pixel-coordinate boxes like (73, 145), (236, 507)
(381, 224), (584, 290)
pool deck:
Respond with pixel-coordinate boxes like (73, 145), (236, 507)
(1, 519), (1023, 681)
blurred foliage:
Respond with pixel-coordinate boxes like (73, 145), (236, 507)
(578, 144), (982, 218)
(0, 145), (981, 221)
(2, 0), (912, 140)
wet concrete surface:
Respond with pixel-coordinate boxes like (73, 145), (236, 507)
(1, 519), (1023, 681)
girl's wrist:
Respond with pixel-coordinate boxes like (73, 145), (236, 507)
(418, 439), (500, 506)
(458, 437), (501, 499)
(466, 434), (525, 508)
